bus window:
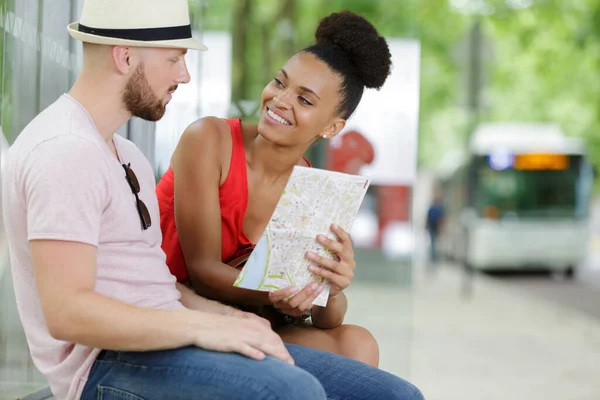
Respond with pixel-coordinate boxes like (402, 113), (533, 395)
(473, 155), (584, 219)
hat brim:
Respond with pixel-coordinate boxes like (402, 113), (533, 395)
(67, 22), (207, 51)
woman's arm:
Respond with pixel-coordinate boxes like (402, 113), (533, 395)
(176, 282), (232, 314)
(311, 292), (348, 329)
(171, 117), (270, 306)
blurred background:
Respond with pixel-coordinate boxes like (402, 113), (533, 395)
(2, 0), (600, 399)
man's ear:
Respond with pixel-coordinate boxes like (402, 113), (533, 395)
(112, 46), (133, 75)
(323, 119), (347, 140)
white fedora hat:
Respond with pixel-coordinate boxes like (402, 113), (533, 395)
(67, 0), (207, 51)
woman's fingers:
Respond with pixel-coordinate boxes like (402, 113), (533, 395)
(309, 265), (351, 288)
(317, 234), (345, 254)
(269, 286), (299, 303)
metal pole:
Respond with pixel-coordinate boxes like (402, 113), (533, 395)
(35, 1), (44, 115)
(68, 0), (78, 86)
(0, 0), (6, 129)
(465, 16), (482, 144)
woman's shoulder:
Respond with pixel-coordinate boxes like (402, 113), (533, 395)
(170, 117), (231, 171)
(174, 117), (234, 156)
(183, 116), (231, 139)
(172, 117), (242, 185)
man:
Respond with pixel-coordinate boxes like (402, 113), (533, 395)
(426, 185), (445, 265)
(1, 1), (424, 399)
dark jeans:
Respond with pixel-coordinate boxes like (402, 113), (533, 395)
(428, 230), (439, 263)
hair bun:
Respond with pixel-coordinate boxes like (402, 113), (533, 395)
(315, 11), (391, 89)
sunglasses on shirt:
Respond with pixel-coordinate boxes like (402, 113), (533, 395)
(122, 163), (152, 230)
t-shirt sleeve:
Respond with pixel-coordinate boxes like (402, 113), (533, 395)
(23, 136), (110, 246)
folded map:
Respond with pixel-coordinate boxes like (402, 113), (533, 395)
(233, 166), (370, 307)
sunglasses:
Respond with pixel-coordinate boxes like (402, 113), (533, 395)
(122, 163), (152, 230)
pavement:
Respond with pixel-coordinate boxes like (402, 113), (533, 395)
(344, 260), (600, 400)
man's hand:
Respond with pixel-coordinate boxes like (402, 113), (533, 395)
(225, 307), (271, 328)
(192, 312), (294, 364)
(269, 284), (323, 318)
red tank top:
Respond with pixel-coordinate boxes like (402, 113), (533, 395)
(156, 118), (311, 282)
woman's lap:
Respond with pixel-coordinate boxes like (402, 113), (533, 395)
(277, 323), (380, 367)
(288, 343), (423, 400)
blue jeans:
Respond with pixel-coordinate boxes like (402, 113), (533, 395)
(81, 344), (424, 400)
(428, 230), (438, 263)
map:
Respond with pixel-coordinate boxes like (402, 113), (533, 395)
(233, 166), (370, 307)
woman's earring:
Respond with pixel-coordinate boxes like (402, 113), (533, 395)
(322, 133), (328, 139)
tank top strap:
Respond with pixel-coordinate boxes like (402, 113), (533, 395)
(221, 118), (246, 189)
(226, 118), (244, 154)
(219, 118), (253, 263)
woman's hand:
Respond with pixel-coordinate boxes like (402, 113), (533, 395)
(269, 284), (323, 318)
(306, 224), (356, 298)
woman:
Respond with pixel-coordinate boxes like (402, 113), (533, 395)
(157, 11), (391, 368)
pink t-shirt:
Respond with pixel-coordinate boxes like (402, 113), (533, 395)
(1, 94), (184, 400)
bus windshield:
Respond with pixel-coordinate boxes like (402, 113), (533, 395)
(473, 155), (589, 219)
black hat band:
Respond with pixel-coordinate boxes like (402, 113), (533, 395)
(78, 23), (192, 42)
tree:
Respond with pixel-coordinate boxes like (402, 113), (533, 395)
(194, 0), (600, 176)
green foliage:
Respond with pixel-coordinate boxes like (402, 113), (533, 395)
(484, 1), (600, 171)
(193, 0), (600, 174)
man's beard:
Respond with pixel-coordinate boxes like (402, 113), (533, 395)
(123, 64), (175, 122)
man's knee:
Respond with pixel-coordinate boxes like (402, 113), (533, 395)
(393, 379), (425, 400)
(334, 324), (380, 367)
(267, 362), (326, 400)
(367, 374), (424, 400)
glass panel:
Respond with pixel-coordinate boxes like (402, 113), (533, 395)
(0, 265), (48, 399)
(1, 0), (83, 397)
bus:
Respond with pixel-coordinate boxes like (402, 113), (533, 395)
(437, 123), (594, 276)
